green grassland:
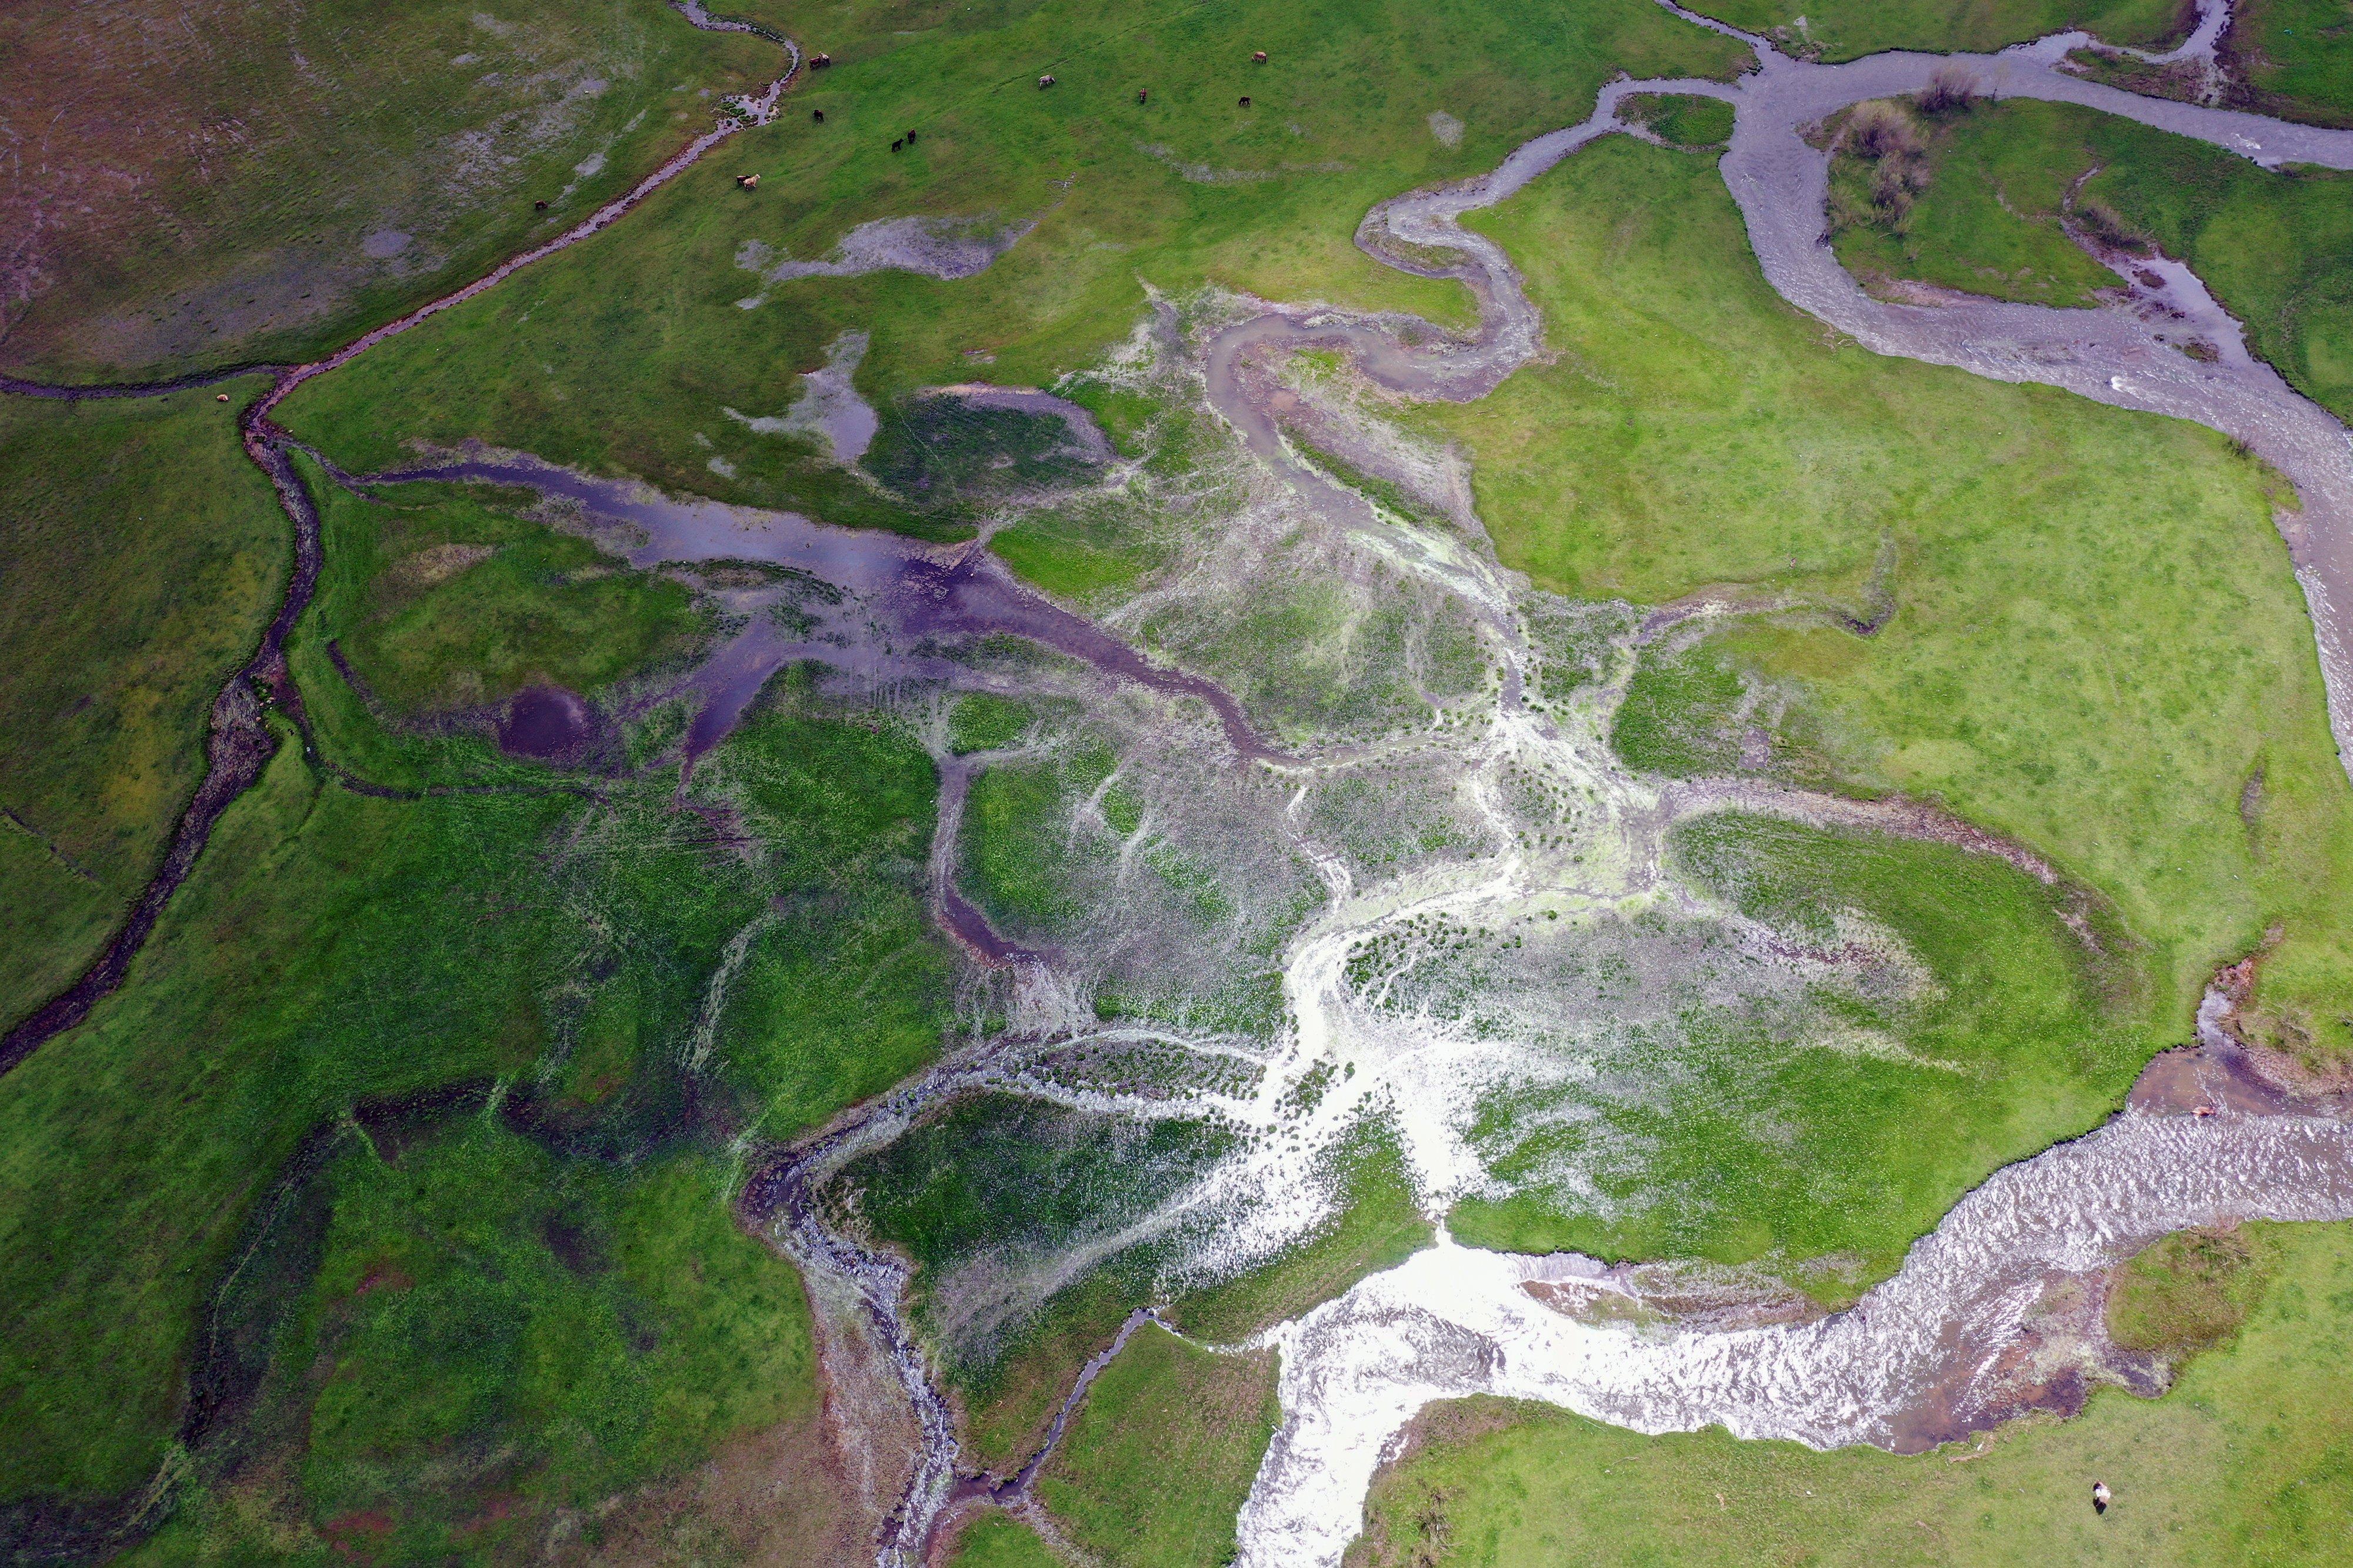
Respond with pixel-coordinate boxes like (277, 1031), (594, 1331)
(1621, 92), (1736, 148)
(0, 378), (287, 1034)
(271, 0), (1748, 538)
(951, 1514), (1065, 1568)
(1827, 97), (2353, 422)
(1037, 1325), (1281, 1568)
(2224, 0), (2353, 127)
(121, 1127), (826, 1564)
(0, 0), (778, 380)
(1352, 1218), (2353, 1567)
(316, 479), (712, 720)
(0, 636), (955, 1530)
(1424, 136), (2353, 1050)
(1448, 816), (2148, 1285)
(1687, 0), (2182, 60)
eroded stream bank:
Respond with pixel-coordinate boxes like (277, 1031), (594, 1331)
(0, 7), (802, 1072)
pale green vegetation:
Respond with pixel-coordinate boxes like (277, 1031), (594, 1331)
(1827, 96), (2353, 422)
(1425, 136), (2353, 1055)
(274, 0), (1748, 542)
(0, 0), (777, 379)
(1038, 1326), (1281, 1568)
(0, 378), (285, 1033)
(1449, 816), (2148, 1288)
(1687, 0), (2183, 59)
(1352, 1219), (2353, 1566)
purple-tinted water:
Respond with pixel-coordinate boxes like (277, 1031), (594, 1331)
(369, 453), (1291, 764)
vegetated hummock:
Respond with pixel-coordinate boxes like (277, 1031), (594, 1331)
(1826, 95), (2353, 422)
(1352, 1219), (2353, 1566)
(0, 0), (778, 379)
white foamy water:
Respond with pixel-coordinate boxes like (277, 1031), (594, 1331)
(1237, 1111), (2353, 1567)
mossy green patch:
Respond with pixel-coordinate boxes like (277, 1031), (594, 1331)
(952, 1513), (1065, 1568)
(951, 692), (1037, 753)
(1354, 1219), (2353, 1567)
(2107, 1223), (2277, 1356)
(1622, 91), (1735, 148)
(321, 480), (711, 720)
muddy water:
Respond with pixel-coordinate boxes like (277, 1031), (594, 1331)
(1238, 1105), (2353, 1567)
(1196, 0), (2353, 773)
(370, 452), (1291, 763)
(1172, 7), (2353, 1562)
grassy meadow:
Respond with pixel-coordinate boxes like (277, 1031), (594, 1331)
(1036, 1325), (1281, 1568)
(1684, 0), (2182, 59)
(0, 0), (778, 381)
(1828, 96), (2353, 423)
(1448, 816), (2150, 1286)
(1352, 1219), (2353, 1567)
(0, 616), (954, 1538)
(2224, 0), (2353, 127)
(1428, 135), (2353, 1054)
(0, 379), (287, 1034)
(272, 0), (1749, 525)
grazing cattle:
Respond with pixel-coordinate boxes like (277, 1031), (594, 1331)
(811, 51), (831, 67)
(1039, 73), (1056, 88)
(534, 199), (549, 209)
(737, 174), (761, 188)
(1138, 87), (1148, 103)
(905, 129), (918, 144)
(813, 108), (825, 122)
(1253, 50), (1267, 62)
(1239, 95), (1251, 107)
(891, 139), (903, 151)
(2092, 1482), (2111, 1514)
(216, 393), (230, 402)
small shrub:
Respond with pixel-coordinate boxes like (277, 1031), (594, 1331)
(1845, 101), (1921, 161)
(1917, 65), (1979, 116)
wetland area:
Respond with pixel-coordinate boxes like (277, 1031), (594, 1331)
(6, 0), (2353, 1564)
